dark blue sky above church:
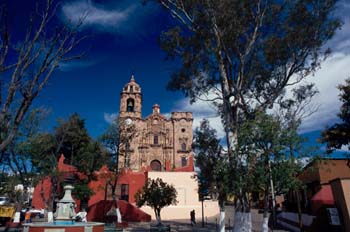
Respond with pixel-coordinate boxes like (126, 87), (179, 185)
(7, 0), (184, 137)
(6, 0), (350, 156)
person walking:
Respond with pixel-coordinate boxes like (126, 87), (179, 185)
(190, 209), (196, 226)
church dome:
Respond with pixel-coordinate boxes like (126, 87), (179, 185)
(122, 75), (141, 93)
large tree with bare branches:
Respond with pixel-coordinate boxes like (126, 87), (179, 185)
(149, 0), (341, 231)
(0, 0), (86, 155)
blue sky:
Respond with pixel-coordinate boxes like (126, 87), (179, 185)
(8, 0), (350, 155)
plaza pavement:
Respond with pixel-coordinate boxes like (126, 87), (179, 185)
(0, 208), (289, 232)
(124, 208), (289, 231)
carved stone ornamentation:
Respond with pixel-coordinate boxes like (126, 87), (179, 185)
(118, 76), (193, 171)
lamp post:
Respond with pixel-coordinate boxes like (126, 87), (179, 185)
(201, 197), (204, 227)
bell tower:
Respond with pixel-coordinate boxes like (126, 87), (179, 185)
(120, 75), (142, 119)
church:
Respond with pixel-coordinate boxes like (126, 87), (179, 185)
(114, 76), (219, 220)
(32, 76), (219, 222)
(118, 76), (194, 172)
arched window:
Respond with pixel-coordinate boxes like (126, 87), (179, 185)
(150, 160), (161, 171)
(154, 135), (159, 145)
(181, 143), (186, 151)
(126, 98), (134, 112)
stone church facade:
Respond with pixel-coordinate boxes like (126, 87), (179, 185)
(118, 76), (193, 172)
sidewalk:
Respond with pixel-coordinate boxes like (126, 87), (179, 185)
(125, 220), (287, 232)
(126, 220), (218, 232)
(124, 207), (290, 232)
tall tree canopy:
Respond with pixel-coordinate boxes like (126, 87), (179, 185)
(152, 0), (340, 230)
(321, 78), (350, 153)
(156, 0), (340, 151)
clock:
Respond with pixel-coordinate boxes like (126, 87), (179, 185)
(125, 118), (132, 125)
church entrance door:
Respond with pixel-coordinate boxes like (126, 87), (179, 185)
(150, 160), (161, 171)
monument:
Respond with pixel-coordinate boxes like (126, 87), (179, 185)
(23, 185), (104, 232)
(53, 185), (76, 224)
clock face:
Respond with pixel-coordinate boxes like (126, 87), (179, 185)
(125, 118), (132, 125)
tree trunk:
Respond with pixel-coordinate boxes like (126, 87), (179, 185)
(262, 216), (269, 232)
(262, 188), (269, 232)
(48, 211), (54, 222)
(116, 207), (122, 223)
(112, 194), (122, 223)
(155, 208), (162, 225)
(234, 199), (252, 232)
(296, 190), (303, 231)
(269, 161), (276, 229)
(219, 204), (226, 232)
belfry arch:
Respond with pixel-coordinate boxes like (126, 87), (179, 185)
(126, 98), (135, 112)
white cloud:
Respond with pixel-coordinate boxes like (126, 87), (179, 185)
(61, 0), (136, 30)
(104, 112), (118, 124)
(171, 91), (226, 140)
(300, 52), (350, 132)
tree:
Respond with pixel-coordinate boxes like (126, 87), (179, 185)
(135, 178), (177, 225)
(193, 119), (230, 230)
(73, 140), (107, 209)
(321, 78), (350, 154)
(0, 108), (48, 207)
(28, 113), (106, 211)
(0, 0), (86, 154)
(150, 0), (340, 230)
(237, 111), (306, 232)
(99, 117), (137, 222)
(0, 108), (48, 186)
(54, 113), (91, 166)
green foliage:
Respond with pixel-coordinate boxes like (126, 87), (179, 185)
(154, 0), (337, 224)
(193, 119), (230, 204)
(321, 78), (350, 153)
(236, 111), (305, 195)
(0, 173), (19, 199)
(28, 133), (57, 175)
(55, 113), (91, 165)
(0, 108), (49, 190)
(99, 122), (120, 169)
(22, 113), (106, 209)
(135, 178), (177, 220)
(73, 179), (94, 202)
(159, 0), (340, 110)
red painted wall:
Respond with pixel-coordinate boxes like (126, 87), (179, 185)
(87, 200), (151, 222)
(87, 167), (147, 205)
(32, 154), (193, 212)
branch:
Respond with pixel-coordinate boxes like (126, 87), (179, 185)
(159, 0), (195, 31)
